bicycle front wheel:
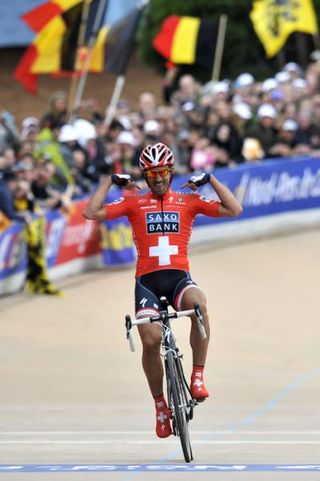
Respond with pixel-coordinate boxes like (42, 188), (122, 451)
(166, 351), (193, 462)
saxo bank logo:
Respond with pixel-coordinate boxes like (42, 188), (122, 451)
(146, 211), (180, 234)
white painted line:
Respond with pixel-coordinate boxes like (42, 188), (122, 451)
(1, 430), (320, 435)
(0, 440), (319, 445)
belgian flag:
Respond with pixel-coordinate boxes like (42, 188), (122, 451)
(14, 0), (108, 94)
(153, 15), (218, 69)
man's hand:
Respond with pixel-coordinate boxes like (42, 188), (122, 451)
(111, 174), (140, 190)
(180, 173), (211, 191)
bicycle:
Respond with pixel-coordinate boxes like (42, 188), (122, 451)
(125, 296), (207, 463)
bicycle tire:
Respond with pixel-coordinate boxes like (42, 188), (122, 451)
(166, 351), (193, 462)
(175, 352), (194, 421)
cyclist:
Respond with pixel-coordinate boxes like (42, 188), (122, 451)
(83, 142), (242, 438)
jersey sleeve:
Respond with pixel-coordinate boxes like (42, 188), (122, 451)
(191, 193), (221, 217)
(104, 196), (130, 220)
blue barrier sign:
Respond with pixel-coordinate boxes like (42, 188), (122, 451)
(172, 157), (320, 227)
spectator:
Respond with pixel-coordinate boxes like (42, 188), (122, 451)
(174, 130), (192, 173)
(14, 154), (35, 183)
(138, 92), (158, 120)
(58, 123), (80, 168)
(20, 116), (39, 144)
(34, 120), (74, 189)
(106, 119), (124, 142)
(40, 90), (67, 129)
(190, 137), (215, 171)
(0, 169), (29, 224)
(18, 140), (36, 157)
(143, 119), (162, 143)
(205, 109), (220, 142)
(31, 159), (71, 211)
(245, 104), (278, 157)
(295, 110), (320, 149)
(232, 102), (253, 141)
(73, 118), (108, 177)
(171, 74), (201, 110)
(13, 178), (34, 213)
(283, 62), (303, 81)
(114, 131), (140, 178)
(70, 149), (94, 196)
(0, 110), (19, 152)
(241, 138), (264, 163)
(2, 147), (17, 168)
(215, 100), (233, 123)
(233, 72), (256, 105)
(181, 102), (206, 131)
(310, 93), (320, 128)
(211, 122), (242, 165)
(12, 177), (61, 296)
(162, 64), (179, 104)
(269, 119), (298, 158)
(0, 153), (8, 174)
(202, 80), (230, 104)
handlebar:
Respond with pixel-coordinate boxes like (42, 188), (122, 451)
(125, 304), (206, 352)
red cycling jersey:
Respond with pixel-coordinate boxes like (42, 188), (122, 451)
(105, 188), (220, 277)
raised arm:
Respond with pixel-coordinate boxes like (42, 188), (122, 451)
(209, 175), (243, 217)
(181, 172), (243, 217)
(83, 177), (112, 221)
(83, 174), (140, 221)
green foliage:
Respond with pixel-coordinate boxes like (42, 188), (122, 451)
(138, 0), (319, 82)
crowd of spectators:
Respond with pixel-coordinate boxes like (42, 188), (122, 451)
(2, 54), (320, 223)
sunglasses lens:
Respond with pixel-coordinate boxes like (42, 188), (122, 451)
(146, 168), (170, 178)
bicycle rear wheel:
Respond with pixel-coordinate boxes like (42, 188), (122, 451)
(166, 351), (193, 462)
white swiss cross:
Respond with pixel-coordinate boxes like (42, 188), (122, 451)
(157, 411), (167, 423)
(149, 236), (178, 266)
(194, 379), (204, 389)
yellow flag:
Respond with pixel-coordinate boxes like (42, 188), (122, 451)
(250, 0), (318, 58)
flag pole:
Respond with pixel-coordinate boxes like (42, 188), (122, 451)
(104, 75), (126, 125)
(211, 14), (228, 82)
(70, 0), (109, 122)
(67, 0), (91, 121)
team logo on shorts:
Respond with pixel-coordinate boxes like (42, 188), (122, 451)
(146, 211), (180, 234)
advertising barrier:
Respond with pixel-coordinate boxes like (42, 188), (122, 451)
(1, 156), (320, 295)
(180, 155), (320, 247)
(177, 156), (320, 225)
(0, 194), (135, 295)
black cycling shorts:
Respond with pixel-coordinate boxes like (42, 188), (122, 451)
(135, 269), (198, 318)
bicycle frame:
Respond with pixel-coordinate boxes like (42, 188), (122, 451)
(160, 314), (195, 421)
(125, 297), (206, 462)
